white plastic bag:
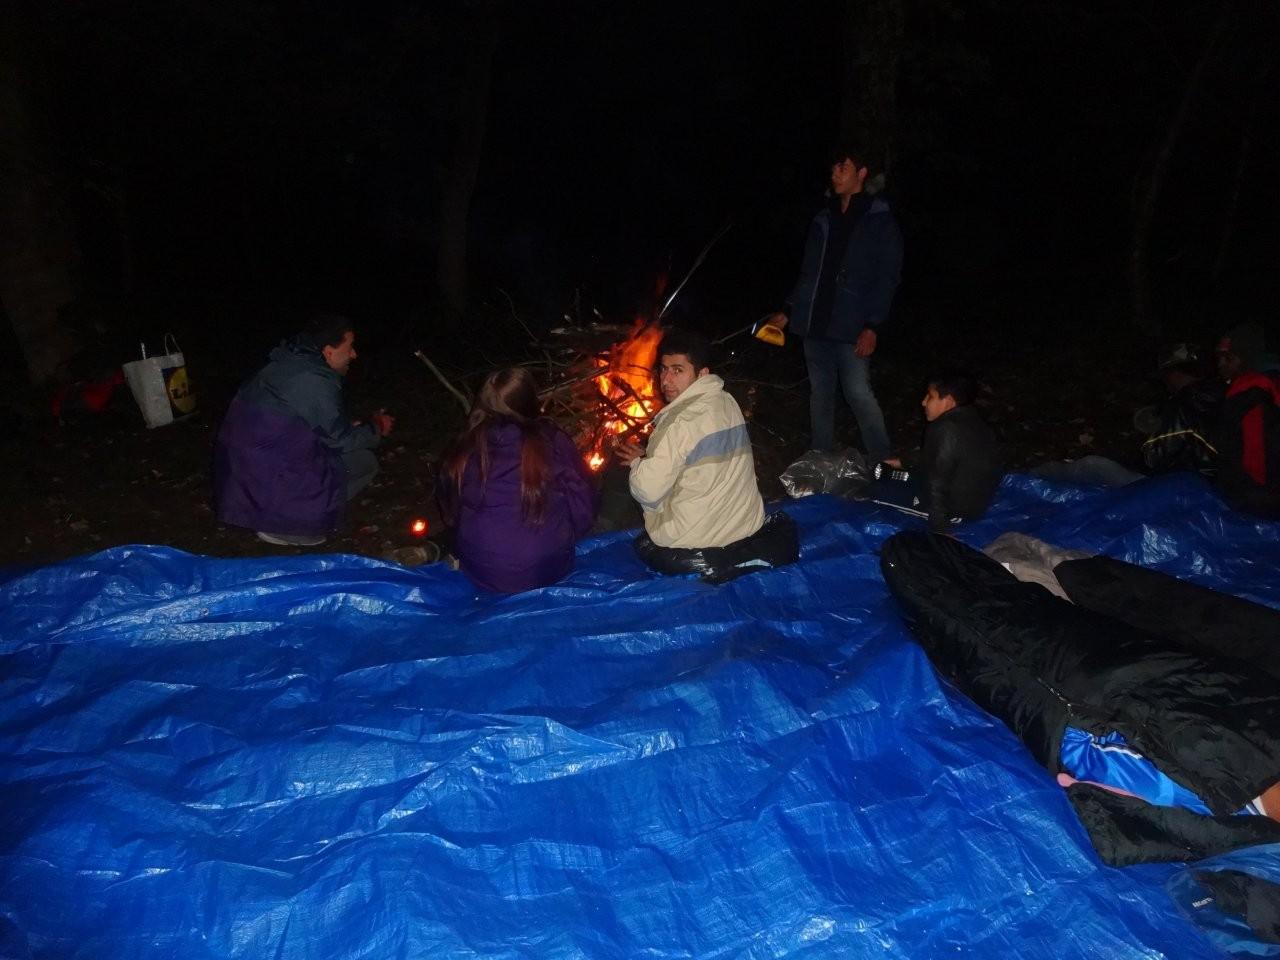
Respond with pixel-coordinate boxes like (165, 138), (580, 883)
(122, 335), (197, 428)
(779, 448), (871, 498)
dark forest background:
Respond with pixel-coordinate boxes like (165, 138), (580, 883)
(4, 0), (1278, 390)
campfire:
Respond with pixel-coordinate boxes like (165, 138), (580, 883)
(416, 232), (740, 475)
(586, 321), (664, 470)
(537, 319), (665, 472)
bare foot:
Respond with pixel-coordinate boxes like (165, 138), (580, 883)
(1258, 779), (1280, 821)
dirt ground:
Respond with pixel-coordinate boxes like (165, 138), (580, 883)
(0, 312), (1162, 571)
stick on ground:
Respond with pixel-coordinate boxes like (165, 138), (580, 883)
(413, 350), (472, 412)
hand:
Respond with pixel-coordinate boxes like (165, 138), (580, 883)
(370, 409), (395, 437)
(766, 311), (788, 331)
(883, 456), (902, 468)
(854, 327), (877, 358)
(614, 441), (645, 465)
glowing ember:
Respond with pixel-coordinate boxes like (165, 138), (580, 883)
(410, 518), (428, 536)
(586, 320), (664, 471)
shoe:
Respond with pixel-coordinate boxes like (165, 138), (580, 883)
(384, 543), (444, 567)
(256, 531), (327, 547)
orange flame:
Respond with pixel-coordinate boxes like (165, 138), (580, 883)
(586, 320), (663, 470)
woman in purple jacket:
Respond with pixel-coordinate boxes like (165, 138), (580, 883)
(439, 368), (599, 593)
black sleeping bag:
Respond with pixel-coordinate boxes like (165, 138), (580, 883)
(879, 531), (1280, 865)
(1195, 870), (1280, 944)
(1054, 555), (1280, 681)
(1067, 782), (1280, 867)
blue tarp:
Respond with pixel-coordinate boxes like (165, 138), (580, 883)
(3, 472), (1278, 959)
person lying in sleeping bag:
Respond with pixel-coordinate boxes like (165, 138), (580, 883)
(880, 531), (1280, 867)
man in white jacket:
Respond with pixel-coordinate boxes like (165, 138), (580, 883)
(616, 329), (765, 550)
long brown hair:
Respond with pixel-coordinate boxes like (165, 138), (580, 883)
(441, 367), (553, 524)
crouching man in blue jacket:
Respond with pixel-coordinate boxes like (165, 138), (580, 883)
(214, 314), (394, 547)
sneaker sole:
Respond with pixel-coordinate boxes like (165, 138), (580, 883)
(256, 532), (326, 547)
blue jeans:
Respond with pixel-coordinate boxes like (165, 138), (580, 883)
(804, 337), (891, 458)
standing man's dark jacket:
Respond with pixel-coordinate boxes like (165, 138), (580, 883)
(919, 405), (1002, 533)
(786, 194), (904, 343)
(214, 338), (379, 536)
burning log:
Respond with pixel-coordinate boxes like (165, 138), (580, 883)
(520, 224), (735, 470)
(531, 319), (665, 473)
(581, 321), (663, 470)
(415, 307), (790, 480)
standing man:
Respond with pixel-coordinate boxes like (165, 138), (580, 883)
(214, 313), (394, 546)
(767, 144), (903, 459)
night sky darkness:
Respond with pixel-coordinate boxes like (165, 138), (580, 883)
(10, 0), (1280, 370)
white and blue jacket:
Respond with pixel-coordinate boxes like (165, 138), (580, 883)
(628, 374), (765, 549)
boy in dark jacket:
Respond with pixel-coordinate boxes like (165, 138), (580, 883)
(874, 371), (1003, 533)
(1033, 344), (1223, 489)
(1138, 343), (1224, 475)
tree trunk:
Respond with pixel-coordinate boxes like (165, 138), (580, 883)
(840, 0), (905, 179)
(435, 4), (499, 320)
(1129, 11), (1231, 337)
(0, 7), (79, 384)
(1212, 66), (1268, 284)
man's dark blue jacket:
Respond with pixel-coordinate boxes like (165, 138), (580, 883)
(214, 338), (379, 536)
(786, 195), (904, 343)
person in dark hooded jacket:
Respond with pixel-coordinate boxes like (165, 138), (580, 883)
(1032, 344), (1224, 489)
(1214, 321), (1280, 518)
(214, 314), (393, 546)
(1137, 343), (1224, 474)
